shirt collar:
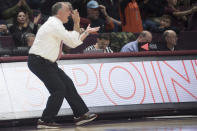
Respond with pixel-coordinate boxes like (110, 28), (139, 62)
(50, 16), (63, 25)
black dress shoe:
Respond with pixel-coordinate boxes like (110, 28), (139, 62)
(74, 113), (98, 126)
(37, 119), (61, 129)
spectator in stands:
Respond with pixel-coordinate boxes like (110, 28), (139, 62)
(9, 10), (40, 47)
(110, 32), (136, 52)
(84, 33), (113, 53)
(23, 32), (35, 47)
(97, 0), (121, 32)
(187, 3), (197, 30)
(97, 0), (120, 20)
(119, 0), (143, 33)
(0, 0), (33, 23)
(138, 0), (168, 20)
(0, 20), (10, 36)
(165, 0), (197, 31)
(81, 0), (121, 33)
(12, 33), (35, 56)
(72, 0), (88, 18)
(143, 14), (178, 33)
(120, 31), (152, 52)
(158, 30), (177, 51)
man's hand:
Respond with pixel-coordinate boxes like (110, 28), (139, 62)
(72, 9), (80, 24)
(99, 5), (108, 17)
(72, 9), (81, 33)
(85, 24), (100, 34)
(80, 24), (100, 41)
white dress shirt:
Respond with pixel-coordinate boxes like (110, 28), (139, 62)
(29, 16), (83, 62)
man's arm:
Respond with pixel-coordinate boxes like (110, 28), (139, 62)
(72, 9), (81, 32)
(120, 42), (137, 52)
(173, 6), (197, 17)
(99, 5), (122, 26)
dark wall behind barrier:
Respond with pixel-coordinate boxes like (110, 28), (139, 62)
(177, 31), (197, 50)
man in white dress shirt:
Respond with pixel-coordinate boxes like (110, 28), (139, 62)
(28, 2), (99, 129)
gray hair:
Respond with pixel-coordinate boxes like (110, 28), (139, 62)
(51, 2), (72, 16)
(52, 2), (63, 15)
(139, 31), (151, 38)
(25, 33), (35, 42)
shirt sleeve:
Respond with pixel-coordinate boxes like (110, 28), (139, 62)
(120, 45), (132, 52)
(55, 23), (83, 48)
(120, 42), (138, 52)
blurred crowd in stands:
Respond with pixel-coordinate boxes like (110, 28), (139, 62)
(0, 0), (197, 56)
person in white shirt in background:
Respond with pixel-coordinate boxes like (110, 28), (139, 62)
(28, 2), (99, 129)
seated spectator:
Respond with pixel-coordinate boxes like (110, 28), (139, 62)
(97, 0), (121, 32)
(170, 1), (197, 17)
(97, 0), (120, 20)
(120, 31), (152, 52)
(0, 0), (33, 23)
(187, 3), (197, 31)
(138, 0), (168, 20)
(158, 30), (177, 51)
(119, 0), (143, 33)
(9, 10), (39, 47)
(0, 20), (10, 36)
(165, 0), (197, 31)
(143, 15), (178, 33)
(84, 33), (113, 53)
(12, 32), (35, 56)
(23, 32), (35, 47)
(81, 0), (120, 33)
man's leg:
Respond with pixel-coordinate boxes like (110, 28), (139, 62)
(57, 67), (89, 117)
(57, 67), (97, 125)
(28, 55), (65, 123)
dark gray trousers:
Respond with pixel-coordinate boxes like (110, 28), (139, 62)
(28, 54), (89, 122)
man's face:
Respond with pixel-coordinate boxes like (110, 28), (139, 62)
(27, 36), (35, 47)
(166, 32), (177, 46)
(139, 34), (152, 43)
(60, 4), (72, 23)
(87, 8), (100, 21)
(97, 39), (110, 49)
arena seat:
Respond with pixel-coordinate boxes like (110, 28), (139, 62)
(0, 36), (15, 49)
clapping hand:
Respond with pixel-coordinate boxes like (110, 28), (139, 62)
(85, 24), (100, 34)
(17, 0), (27, 7)
(34, 13), (41, 25)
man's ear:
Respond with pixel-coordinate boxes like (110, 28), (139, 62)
(165, 36), (170, 43)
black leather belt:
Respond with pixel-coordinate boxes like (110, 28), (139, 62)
(29, 54), (54, 64)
